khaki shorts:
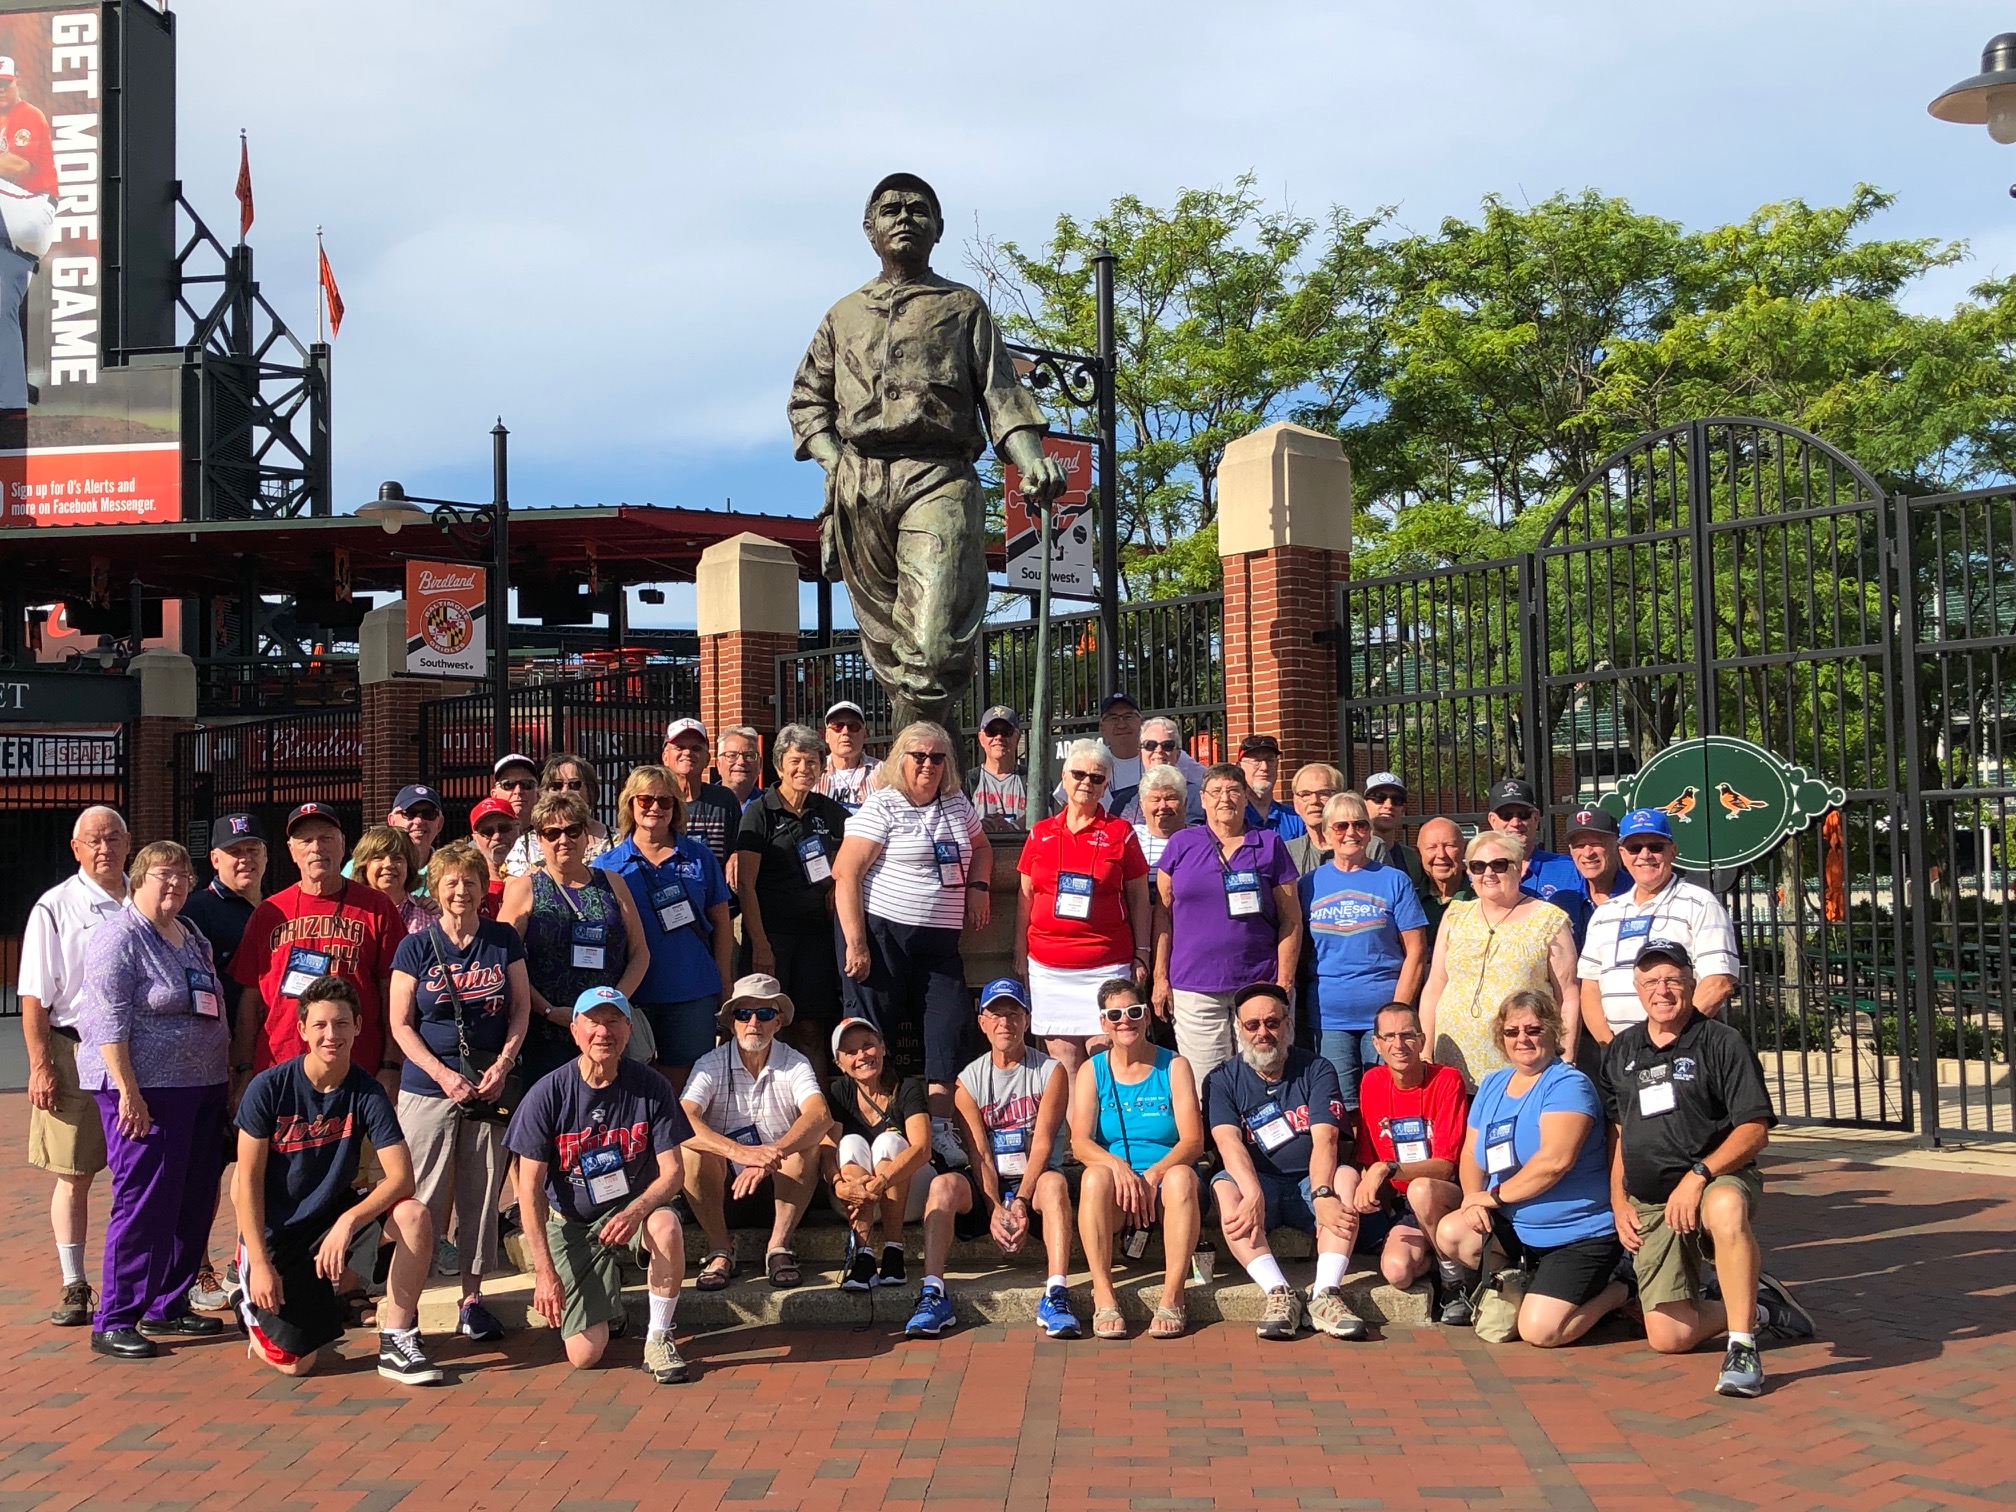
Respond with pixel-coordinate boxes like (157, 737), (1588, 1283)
(1630, 1166), (1764, 1307)
(27, 1035), (106, 1177)
(547, 1211), (662, 1340)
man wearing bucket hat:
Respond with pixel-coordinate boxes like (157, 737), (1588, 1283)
(507, 985), (694, 1384)
(679, 974), (829, 1290)
(1577, 809), (1740, 1059)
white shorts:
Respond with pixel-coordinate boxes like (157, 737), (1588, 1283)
(835, 1130), (910, 1171)
(1028, 957), (1132, 1038)
(0, 184), (54, 260)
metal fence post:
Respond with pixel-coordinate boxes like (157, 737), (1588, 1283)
(1893, 491), (1943, 1145)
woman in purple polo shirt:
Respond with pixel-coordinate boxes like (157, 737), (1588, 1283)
(1151, 763), (1301, 1085)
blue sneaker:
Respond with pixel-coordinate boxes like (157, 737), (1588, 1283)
(1036, 1285), (1081, 1339)
(904, 1285), (956, 1338)
(458, 1298), (505, 1343)
(1714, 1339), (1764, 1398)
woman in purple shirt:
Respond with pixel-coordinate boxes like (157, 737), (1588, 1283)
(1151, 763), (1302, 1087)
(75, 841), (232, 1359)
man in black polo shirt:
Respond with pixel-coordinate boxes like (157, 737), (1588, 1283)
(1603, 939), (1813, 1399)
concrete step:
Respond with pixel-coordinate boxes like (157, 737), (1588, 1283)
(419, 1255), (1432, 1337)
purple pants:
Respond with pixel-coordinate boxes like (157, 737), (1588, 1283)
(92, 1083), (227, 1332)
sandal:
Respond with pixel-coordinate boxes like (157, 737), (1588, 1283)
(766, 1247), (801, 1289)
(1093, 1306), (1126, 1340)
(1150, 1304), (1186, 1339)
(696, 1250), (734, 1292)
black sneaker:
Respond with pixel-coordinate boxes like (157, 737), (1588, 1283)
(1756, 1273), (1815, 1342)
(138, 1312), (224, 1337)
(90, 1327), (157, 1360)
(841, 1245), (878, 1292)
(377, 1330), (444, 1386)
(876, 1244), (907, 1288)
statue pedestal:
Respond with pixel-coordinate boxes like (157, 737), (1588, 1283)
(962, 831), (1026, 989)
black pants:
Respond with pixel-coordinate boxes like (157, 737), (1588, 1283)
(844, 915), (971, 1083)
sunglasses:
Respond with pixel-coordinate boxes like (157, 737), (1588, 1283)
(497, 778), (538, 792)
(733, 1006), (782, 1023)
(827, 719), (864, 733)
(400, 807), (441, 822)
(1493, 807), (1538, 823)
(1501, 1024), (1548, 1041)
(1067, 769), (1108, 785)
(1237, 1017), (1287, 1035)
(475, 825), (515, 840)
(1327, 819), (1371, 834)
(1466, 857), (1517, 875)
(539, 823), (586, 841)
(633, 794), (675, 810)
(545, 779), (585, 792)
(1140, 739), (1178, 753)
(1622, 839), (1673, 854)
(907, 751), (947, 767)
(1099, 1002), (1149, 1024)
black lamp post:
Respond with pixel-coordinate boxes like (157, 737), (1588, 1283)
(360, 421), (513, 759)
(1929, 32), (2016, 150)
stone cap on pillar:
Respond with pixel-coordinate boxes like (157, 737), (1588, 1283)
(128, 648), (196, 719)
(1218, 421), (1352, 557)
(360, 601), (408, 686)
(697, 533), (801, 639)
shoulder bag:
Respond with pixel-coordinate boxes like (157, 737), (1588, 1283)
(429, 926), (523, 1125)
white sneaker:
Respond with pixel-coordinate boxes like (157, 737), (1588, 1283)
(930, 1117), (969, 1170)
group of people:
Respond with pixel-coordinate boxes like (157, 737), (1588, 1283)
(15, 693), (1809, 1398)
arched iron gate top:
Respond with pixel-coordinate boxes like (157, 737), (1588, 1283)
(1536, 415), (1887, 551)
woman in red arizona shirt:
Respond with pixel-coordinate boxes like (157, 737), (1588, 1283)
(1014, 740), (1150, 1076)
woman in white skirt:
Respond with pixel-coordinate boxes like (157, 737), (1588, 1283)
(1015, 739), (1152, 1076)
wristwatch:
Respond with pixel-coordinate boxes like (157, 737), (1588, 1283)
(967, 879), (990, 892)
(1309, 1185), (1337, 1201)
(1689, 1160), (1713, 1181)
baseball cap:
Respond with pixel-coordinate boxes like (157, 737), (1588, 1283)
(393, 783), (442, 814)
(0, 59), (17, 83)
(979, 705), (1021, 733)
(1618, 808), (1675, 841)
(1233, 982), (1291, 1011)
(1488, 777), (1540, 811)
(572, 985), (634, 1019)
(469, 796), (517, 829)
(664, 717), (708, 744)
(1098, 692), (1141, 715)
(978, 977), (1031, 1014)
(721, 972), (795, 1026)
(1239, 734), (1281, 758)
(209, 812), (266, 850)
(830, 1015), (882, 1057)
(824, 700), (866, 724)
(1363, 771), (1406, 798)
(1635, 938), (1694, 972)
(284, 802), (343, 836)
(493, 752), (538, 778)
(1567, 806), (1618, 839)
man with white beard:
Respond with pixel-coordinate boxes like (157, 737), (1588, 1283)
(1203, 983), (1367, 1341)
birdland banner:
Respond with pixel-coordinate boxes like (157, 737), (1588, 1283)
(405, 560), (488, 680)
(1003, 436), (1095, 597)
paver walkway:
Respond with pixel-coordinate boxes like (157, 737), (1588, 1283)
(0, 1096), (2008, 1512)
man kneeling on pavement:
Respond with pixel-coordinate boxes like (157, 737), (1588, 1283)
(1603, 939), (1813, 1398)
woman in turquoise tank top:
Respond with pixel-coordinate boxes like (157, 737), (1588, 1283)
(1069, 979), (1205, 1340)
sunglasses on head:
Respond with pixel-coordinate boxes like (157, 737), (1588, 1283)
(1067, 769), (1107, 785)
(1099, 1002), (1148, 1024)
(539, 823), (586, 842)
(1466, 857), (1516, 875)
(733, 1005), (781, 1023)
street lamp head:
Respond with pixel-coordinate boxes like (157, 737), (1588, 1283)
(358, 480), (426, 535)
(1929, 33), (2016, 144)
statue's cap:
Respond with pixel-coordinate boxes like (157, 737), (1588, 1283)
(866, 173), (941, 222)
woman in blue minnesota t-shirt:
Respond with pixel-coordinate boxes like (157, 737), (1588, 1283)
(1434, 988), (1629, 1349)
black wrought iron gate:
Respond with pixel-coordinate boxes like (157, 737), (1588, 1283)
(1342, 417), (2010, 1143)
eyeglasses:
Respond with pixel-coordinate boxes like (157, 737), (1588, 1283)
(1622, 839), (1672, 855)
(1066, 769), (1107, 786)
(146, 870), (194, 888)
(1466, 857), (1517, 876)
(1493, 807), (1538, 823)
(1140, 739), (1178, 753)
(475, 826), (515, 841)
(732, 1006), (781, 1023)
(1639, 976), (1687, 998)
(1203, 786), (1246, 803)
(1500, 1024), (1549, 1041)
(400, 807), (441, 822)
(538, 823), (586, 842)
(1237, 1017), (1287, 1035)
(1374, 1029), (1424, 1044)
(907, 751), (947, 767)
(496, 778), (538, 792)
(1298, 789), (1338, 804)
(545, 779), (585, 792)
(634, 794), (675, 810)
(1098, 1002), (1148, 1024)
(1327, 819), (1371, 834)
(720, 750), (758, 764)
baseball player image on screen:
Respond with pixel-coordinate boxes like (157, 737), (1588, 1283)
(0, 55), (55, 412)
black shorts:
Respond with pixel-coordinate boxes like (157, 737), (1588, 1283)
(742, 925), (845, 1031)
(1491, 1211), (1624, 1306)
(844, 916), (972, 1084)
(237, 1203), (375, 1364)
(1353, 1199), (1421, 1256)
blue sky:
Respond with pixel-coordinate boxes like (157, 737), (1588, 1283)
(172, 0), (2016, 626)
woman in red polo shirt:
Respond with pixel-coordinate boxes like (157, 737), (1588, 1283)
(1015, 740), (1151, 1075)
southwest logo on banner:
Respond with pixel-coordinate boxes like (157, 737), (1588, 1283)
(405, 559), (487, 679)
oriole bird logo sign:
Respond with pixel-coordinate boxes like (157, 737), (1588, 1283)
(1717, 782), (1769, 818)
(1660, 786), (1699, 823)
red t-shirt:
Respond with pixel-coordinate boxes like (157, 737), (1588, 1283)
(1018, 810), (1148, 970)
(0, 101), (55, 197)
(230, 880), (403, 1076)
(1355, 1061), (1469, 1193)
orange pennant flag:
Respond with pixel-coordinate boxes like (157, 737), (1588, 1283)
(319, 242), (345, 337)
(235, 132), (253, 240)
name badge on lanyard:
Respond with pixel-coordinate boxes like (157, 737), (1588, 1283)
(797, 835), (831, 884)
(578, 1144), (629, 1206)
(571, 920), (607, 971)
(1637, 1064), (1677, 1117)
(1390, 1115), (1430, 1165)
(652, 878), (694, 932)
(990, 1124), (1029, 1177)
(1246, 1098), (1295, 1152)
(1484, 1116), (1518, 1177)
(1054, 871), (1094, 920)
(280, 946), (332, 999)
(1225, 869), (1262, 918)
(934, 839), (966, 889)
(186, 967), (222, 1020)
(1614, 914), (1654, 969)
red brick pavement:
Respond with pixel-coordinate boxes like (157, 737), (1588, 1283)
(0, 1089), (2008, 1512)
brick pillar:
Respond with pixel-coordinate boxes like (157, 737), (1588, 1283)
(127, 649), (196, 845)
(359, 601), (443, 814)
(696, 533), (801, 744)
(1217, 422), (1353, 793)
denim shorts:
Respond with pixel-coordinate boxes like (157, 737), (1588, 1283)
(1318, 1027), (1382, 1112)
(1211, 1167), (1317, 1233)
(637, 994), (720, 1068)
